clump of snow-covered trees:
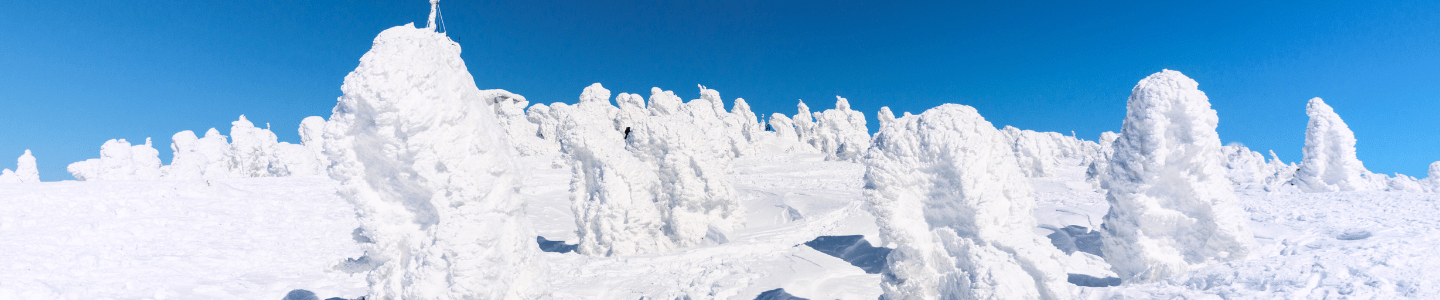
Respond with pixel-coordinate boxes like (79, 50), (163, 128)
(66, 115), (327, 181)
(0, 150), (39, 183)
(321, 23), (544, 298)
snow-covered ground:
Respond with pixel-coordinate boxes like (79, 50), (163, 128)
(5, 148), (1436, 299)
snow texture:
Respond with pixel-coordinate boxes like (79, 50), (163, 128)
(0, 150), (38, 183)
(864, 103), (1070, 300)
(1098, 70), (1257, 284)
(1293, 97), (1390, 192)
(321, 23), (543, 299)
(557, 83), (746, 256)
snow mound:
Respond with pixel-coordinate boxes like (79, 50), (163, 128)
(322, 23), (543, 298)
(1098, 70), (1256, 283)
(67, 138), (162, 181)
(1292, 97), (1390, 192)
(558, 84), (745, 256)
(864, 104), (1070, 300)
(0, 150), (39, 183)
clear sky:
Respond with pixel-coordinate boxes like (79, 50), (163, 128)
(2, 0), (1437, 181)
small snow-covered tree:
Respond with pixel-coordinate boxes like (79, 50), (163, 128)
(0, 150), (39, 183)
(1292, 97), (1387, 192)
(1098, 70), (1256, 283)
(865, 104), (1070, 300)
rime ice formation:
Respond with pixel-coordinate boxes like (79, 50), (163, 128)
(558, 84), (746, 256)
(807, 96), (871, 162)
(1098, 70), (1256, 283)
(164, 129), (234, 180)
(0, 150), (38, 183)
(1220, 144), (1297, 191)
(864, 104), (1070, 300)
(67, 139), (163, 181)
(322, 23), (542, 298)
(1292, 98), (1387, 192)
(487, 89), (558, 156)
(1423, 162), (1440, 192)
(69, 115), (329, 181)
(227, 116), (279, 178)
(1000, 126), (1101, 177)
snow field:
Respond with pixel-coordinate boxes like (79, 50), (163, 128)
(0, 177), (366, 299)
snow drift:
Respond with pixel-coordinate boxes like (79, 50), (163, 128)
(864, 104), (1070, 300)
(0, 150), (39, 183)
(557, 84), (746, 256)
(322, 23), (542, 298)
(1098, 70), (1256, 283)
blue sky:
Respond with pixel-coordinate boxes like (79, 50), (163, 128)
(2, 0), (1437, 181)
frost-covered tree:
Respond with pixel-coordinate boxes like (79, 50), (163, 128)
(0, 150), (39, 183)
(1098, 70), (1256, 283)
(323, 23), (543, 299)
(67, 138), (162, 181)
(1292, 97), (1387, 192)
(865, 104), (1070, 300)
(559, 84), (745, 256)
(1422, 162), (1440, 192)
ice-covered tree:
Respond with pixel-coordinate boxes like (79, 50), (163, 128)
(67, 138), (162, 181)
(322, 22), (543, 299)
(865, 104), (1070, 300)
(1098, 70), (1256, 283)
(0, 150), (39, 183)
(559, 84), (745, 256)
(1292, 97), (1387, 192)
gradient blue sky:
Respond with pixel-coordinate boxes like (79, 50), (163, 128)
(3, 0), (1437, 181)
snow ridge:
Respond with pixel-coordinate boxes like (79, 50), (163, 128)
(1099, 70), (1257, 283)
(322, 23), (543, 299)
(864, 104), (1069, 300)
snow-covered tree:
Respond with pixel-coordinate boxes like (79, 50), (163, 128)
(865, 104), (1069, 300)
(1292, 97), (1388, 192)
(322, 23), (543, 299)
(1099, 70), (1256, 283)
(0, 150), (39, 183)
